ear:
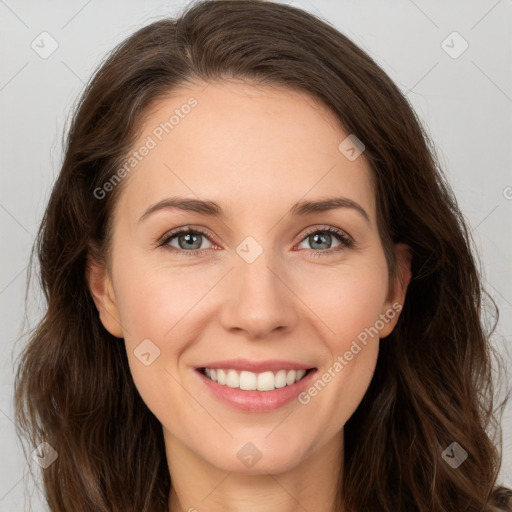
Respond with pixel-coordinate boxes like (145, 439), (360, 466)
(378, 242), (412, 339)
(85, 252), (124, 338)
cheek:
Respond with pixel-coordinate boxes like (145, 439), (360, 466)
(115, 267), (199, 423)
(294, 255), (387, 413)
(299, 271), (385, 437)
(297, 256), (389, 346)
(113, 253), (217, 343)
(111, 256), (221, 403)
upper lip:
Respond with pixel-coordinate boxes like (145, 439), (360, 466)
(196, 359), (315, 373)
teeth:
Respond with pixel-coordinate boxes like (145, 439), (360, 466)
(203, 367), (309, 391)
(226, 369), (239, 388)
(275, 369), (287, 388)
(240, 370), (257, 390)
(217, 369), (226, 385)
(295, 369), (306, 381)
(256, 371), (274, 391)
(286, 370), (296, 385)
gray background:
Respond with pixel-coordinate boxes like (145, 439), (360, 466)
(1, 0), (511, 510)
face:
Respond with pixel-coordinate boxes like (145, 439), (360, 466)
(87, 80), (410, 475)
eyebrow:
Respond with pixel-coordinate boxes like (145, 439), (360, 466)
(138, 196), (370, 224)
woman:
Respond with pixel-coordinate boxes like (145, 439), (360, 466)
(14, 0), (511, 510)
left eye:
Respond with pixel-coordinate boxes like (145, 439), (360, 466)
(297, 228), (350, 252)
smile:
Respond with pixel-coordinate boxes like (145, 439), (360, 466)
(201, 367), (310, 391)
(195, 363), (318, 412)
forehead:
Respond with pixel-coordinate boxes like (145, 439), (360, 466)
(113, 80), (376, 227)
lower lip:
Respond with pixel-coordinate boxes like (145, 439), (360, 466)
(196, 368), (318, 412)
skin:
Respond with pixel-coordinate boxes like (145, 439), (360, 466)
(87, 79), (411, 512)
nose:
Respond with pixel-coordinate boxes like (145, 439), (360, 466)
(218, 248), (299, 340)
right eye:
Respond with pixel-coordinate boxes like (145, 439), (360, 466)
(159, 227), (217, 256)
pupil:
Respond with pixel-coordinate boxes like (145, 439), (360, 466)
(181, 233), (201, 250)
(312, 232), (330, 250)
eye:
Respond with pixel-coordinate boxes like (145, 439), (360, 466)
(159, 227), (215, 256)
(296, 226), (353, 256)
(158, 225), (354, 257)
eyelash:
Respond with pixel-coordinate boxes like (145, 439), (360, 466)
(158, 225), (354, 258)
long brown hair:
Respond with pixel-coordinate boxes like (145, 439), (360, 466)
(13, 0), (511, 510)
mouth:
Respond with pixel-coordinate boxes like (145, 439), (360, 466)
(197, 367), (315, 391)
(195, 363), (318, 412)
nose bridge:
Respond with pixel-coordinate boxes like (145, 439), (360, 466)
(219, 236), (298, 337)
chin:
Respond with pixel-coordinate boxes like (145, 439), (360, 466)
(204, 440), (308, 475)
